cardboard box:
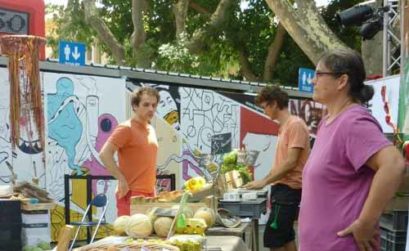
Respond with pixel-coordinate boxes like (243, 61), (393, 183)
(225, 170), (243, 190)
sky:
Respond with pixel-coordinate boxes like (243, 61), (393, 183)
(44, 0), (331, 7)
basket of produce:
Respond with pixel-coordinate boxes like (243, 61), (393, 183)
(77, 237), (180, 251)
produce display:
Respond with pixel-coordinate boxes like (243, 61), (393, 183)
(221, 149), (253, 184)
(80, 148), (259, 250)
(125, 214), (153, 238)
(168, 235), (205, 251)
(95, 202), (216, 250)
(22, 242), (51, 251)
(175, 218), (207, 235)
(183, 176), (206, 193)
(192, 207), (216, 227)
(112, 215), (130, 235)
(153, 216), (173, 237)
(80, 238), (180, 251)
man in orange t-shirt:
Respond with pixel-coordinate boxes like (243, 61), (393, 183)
(243, 85), (310, 251)
(99, 87), (159, 216)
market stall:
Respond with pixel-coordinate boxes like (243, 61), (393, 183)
(69, 148), (266, 251)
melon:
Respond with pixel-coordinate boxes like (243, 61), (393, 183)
(125, 213), (153, 238)
(146, 207), (159, 223)
(153, 216), (174, 237)
(193, 207), (216, 227)
(113, 215), (130, 235)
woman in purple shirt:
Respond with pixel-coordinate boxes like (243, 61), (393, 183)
(298, 49), (405, 251)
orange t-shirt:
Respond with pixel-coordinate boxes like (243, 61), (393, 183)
(273, 115), (310, 189)
(107, 119), (158, 193)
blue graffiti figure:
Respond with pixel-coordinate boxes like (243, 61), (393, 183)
(47, 77), (83, 174)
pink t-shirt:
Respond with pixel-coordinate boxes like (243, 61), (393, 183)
(299, 105), (391, 251)
(274, 115), (310, 189)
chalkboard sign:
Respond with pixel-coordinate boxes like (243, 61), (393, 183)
(211, 133), (232, 155)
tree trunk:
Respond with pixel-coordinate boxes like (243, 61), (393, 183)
(83, 0), (126, 65)
(361, 0), (384, 76)
(190, 1), (211, 15)
(265, 0), (348, 64)
(362, 32), (383, 76)
(131, 0), (147, 51)
(173, 0), (190, 39)
(188, 0), (237, 53)
(263, 23), (286, 82)
(238, 50), (259, 81)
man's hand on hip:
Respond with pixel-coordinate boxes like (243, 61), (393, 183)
(117, 178), (130, 198)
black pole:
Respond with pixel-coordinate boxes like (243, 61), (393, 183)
(64, 174), (70, 224)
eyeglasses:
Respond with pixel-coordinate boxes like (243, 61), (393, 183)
(314, 71), (346, 78)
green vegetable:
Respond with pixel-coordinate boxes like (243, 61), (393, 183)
(23, 245), (35, 251)
(223, 149), (238, 165)
(37, 241), (51, 250)
(238, 166), (252, 184)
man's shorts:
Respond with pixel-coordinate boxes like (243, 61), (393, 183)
(116, 190), (154, 216)
(264, 184), (301, 248)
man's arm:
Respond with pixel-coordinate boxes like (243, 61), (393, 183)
(99, 142), (129, 197)
(242, 147), (302, 189)
(337, 145), (405, 250)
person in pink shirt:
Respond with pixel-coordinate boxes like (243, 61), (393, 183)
(298, 49), (405, 251)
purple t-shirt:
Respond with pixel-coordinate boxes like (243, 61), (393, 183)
(299, 105), (391, 251)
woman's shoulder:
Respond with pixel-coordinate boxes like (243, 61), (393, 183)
(341, 105), (382, 130)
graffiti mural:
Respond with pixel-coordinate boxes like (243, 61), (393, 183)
(289, 98), (326, 136)
(180, 88), (240, 153)
(0, 68), (45, 187)
(366, 76), (401, 134)
(2, 64), (324, 242)
(219, 89), (325, 137)
(151, 115), (182, 189)
(43, 73), (125, 240)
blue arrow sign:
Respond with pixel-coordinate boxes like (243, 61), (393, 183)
(59, 41), (86, 66)
(298, 68), (315, 93)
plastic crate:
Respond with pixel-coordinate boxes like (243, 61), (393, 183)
(380, 210), (408, 231)
(380, 227), (406, 245)
(218, 198), (267, 219)
(380, 236), (405, 251)
(0, 200), (22, 224)
(0, 223), (22, 251)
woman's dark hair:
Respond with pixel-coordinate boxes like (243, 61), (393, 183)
(319, 49), (374, 103)
(255, 85), (289, 109)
